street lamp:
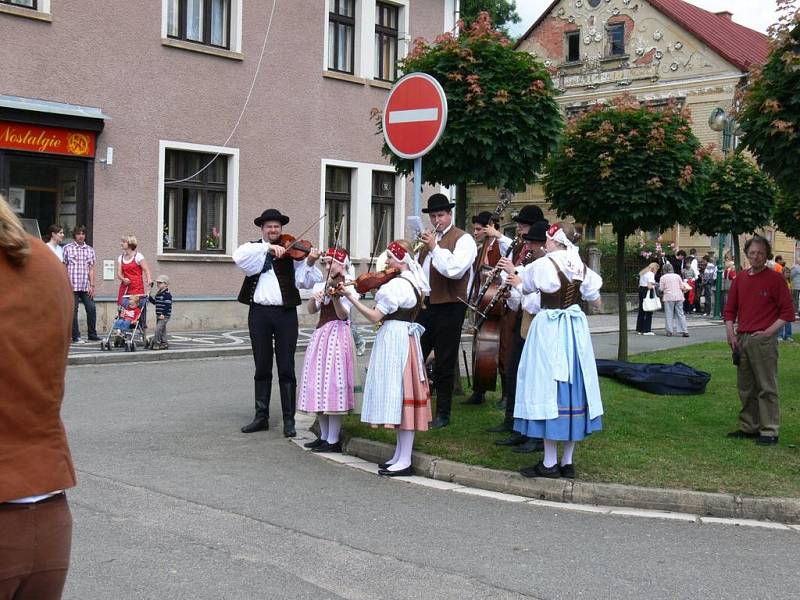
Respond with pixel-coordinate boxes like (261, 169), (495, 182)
(707, 107), (739, 319)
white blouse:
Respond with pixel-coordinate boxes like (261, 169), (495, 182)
(519, 250), (602, 303)
(311, 281), (351, 315)
(374, 272), (420, 316)
(638, 270), (655, 288)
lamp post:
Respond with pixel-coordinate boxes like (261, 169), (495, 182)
(708, 107), (738, 319)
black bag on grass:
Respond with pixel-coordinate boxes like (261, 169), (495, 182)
(595, 360), (711, 395)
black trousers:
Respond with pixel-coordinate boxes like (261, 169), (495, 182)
(248, 304), (298, 388)
(502, 312), (525, 423)
(418, 301), (467, 418)
(636, 287), (653, 333)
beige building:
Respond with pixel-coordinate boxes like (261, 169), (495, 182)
(0, 0), (458, 329)
(470, 0), (795, 262)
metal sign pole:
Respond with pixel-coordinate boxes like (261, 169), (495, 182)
(413, 157), (422, 217)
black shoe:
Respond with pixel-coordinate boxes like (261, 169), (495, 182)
(461, 392), (485, 405)
(304, 437), (324, 449)
(486, 420), (513, 433)
(495, 432), (527, 446)
(378, 465), (413, 477)
(495, 396), (507, 410)
(312, 440), (342, 453)
(241, 418), (269, 433)
(756, 435), (779, 446)
(283, 417), (297, 438)
(88, 335), (101, 341)
(519, 461), (560, 479)
(560, 463), (576, 479)
(726, 430), (759, 439)
(512, 438), (544, 453)
(378, 461), (394, 469)
(428, 416), (450, 429)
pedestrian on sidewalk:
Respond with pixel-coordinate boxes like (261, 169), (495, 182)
(298, 247), (355, 453)
(62, 225), (100, 343)
(636, 263), (658, 335)
(117, 235), (152, 335)
(0, 196), (76, 600)
(44, 224), (65, 261)
(700, 256), (717, 316)
(724, 235), (795, 446)
(721, 259), (736, 314)
(658, 263), (689, 337)
(148, 275), (173, 350)
(773, 256), (793, 342)
(790, 258), (800, 316)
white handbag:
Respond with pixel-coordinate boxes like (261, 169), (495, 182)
(642, 288), (662, 312)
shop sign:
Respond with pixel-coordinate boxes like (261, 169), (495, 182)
(0, 121), (96, 157)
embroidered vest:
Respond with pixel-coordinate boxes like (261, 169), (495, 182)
(316, 276), (347, 329)
(540, 257), (585, 310)
(237, 241), (301, 307)
(382, 278), (422, 323)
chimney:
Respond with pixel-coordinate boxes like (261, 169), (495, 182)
(715, 11), (733, 20)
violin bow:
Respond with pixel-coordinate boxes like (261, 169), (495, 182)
(282, 213), (327, 256)
(366, 211), (386, 276)
(323, 215), (344, 295)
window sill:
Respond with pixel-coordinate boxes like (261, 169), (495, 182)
(0, 4), (52, 22)
(323, 70), (367, 86)
(600, 54), (629, 63)
(161, 38), (243, 61)
(157, 254), (233, 262)
(369, 79), (393, 90)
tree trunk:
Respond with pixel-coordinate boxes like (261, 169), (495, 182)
(617, 230), (628, 361)
(732, 233), (741, 270)
(455, 182), (468, 230)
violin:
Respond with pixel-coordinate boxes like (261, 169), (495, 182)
(275, 234), (314, 260)
(328, 267), (401, 296)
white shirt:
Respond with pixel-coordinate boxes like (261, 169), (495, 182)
(638, 271), (655, 288)
(374, 272), (420, 315)
(233, 240), (322, 305)
(520, 250), (603, 303)
(118, 252), (144, 265)
(311, 281), (351, 316)
(419, 223), (477, 297)
(47, 242), (64, 261)
(506, 283), (542, 315)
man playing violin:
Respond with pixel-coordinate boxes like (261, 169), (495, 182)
(233, 208), (322, 437)
(416, 193), (478, 429)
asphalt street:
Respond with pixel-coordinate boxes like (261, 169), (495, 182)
(61, 333), (800, 599)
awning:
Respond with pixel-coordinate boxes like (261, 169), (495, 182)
(0, 94), (109, 132)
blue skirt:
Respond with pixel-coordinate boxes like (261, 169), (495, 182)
(514, 334), (603, 442)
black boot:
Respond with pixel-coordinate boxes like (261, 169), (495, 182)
(241, 380), (270, 433)
(280, 382), (297, 438)
(495, 431), (527, 446)
(486, 418), (513, 433)
(429, 413), (450, 429)
(461, 391), (485, 405)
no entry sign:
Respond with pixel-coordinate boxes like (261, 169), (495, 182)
(382, 72), (448, 159)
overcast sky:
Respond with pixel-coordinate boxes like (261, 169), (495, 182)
(510, 0), (780, 38)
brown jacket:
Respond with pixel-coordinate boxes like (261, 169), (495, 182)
(0, 237), (76, 502)
(418, 226), (471, 304)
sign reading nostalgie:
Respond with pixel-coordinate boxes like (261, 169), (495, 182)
(0, 121), (96, 157)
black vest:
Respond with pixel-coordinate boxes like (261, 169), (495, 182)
(237, 242), (302, 307)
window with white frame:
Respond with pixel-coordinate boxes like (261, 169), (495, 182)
(325, 166), (352, 249)
(163, 0), (242, 53)
(374, 2), (399, 81)
(0, 0), (50, 12)
(160, 143), (238, 255)
(328, 0), (356, 73)
(371, 171), (394, 250)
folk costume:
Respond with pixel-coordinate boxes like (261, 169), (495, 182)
(233, 209), (323, 437)
(415, 194), (477, 428)
(514, 224), (604, 479)
(298, 248), (355, 453)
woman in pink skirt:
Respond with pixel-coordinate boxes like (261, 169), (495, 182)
(298, 247), (355, 453)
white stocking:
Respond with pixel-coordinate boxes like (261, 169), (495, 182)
(388, 430), (415, 471)
(561, 441), (576, 466)
(326, 415), (343, 444)
(543, 439), (558, 468)
(385, 441), (402, 467)
(318, 415), (329, 441)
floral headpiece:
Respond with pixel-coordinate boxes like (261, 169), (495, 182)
(324, 247), (348, 265)
(387, 241), (407, 262)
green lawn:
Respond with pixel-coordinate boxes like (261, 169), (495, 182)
(345, 341), (800, 498)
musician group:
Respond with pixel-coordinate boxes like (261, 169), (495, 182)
(233, 193), (604, 480)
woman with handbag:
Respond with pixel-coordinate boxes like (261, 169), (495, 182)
(658, 263), (689, 337)
(636, 263), (659, 335)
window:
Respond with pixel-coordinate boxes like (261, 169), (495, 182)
(375, 2), (399, 81)
(163, 150), (228, 253)
(371, 172), (395, 251)
(607, 23), (625, 56)
(328, 0), (356, 74)
(1, 0), (36, 8)
(167, 0), (231, 49)
(565, 30), (580, 63)
(325, 166), (352, 249)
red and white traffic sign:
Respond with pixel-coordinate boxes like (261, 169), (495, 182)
(382, 72), (448, 159)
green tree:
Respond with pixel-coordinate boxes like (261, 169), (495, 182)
(739, 1), (800, 195)
(773, 191), (800, 240)
(689, 153), (777, 267)
(374, 13), (562, 225)
(544, 95), (706, 360)
(460, 0), (521, 36)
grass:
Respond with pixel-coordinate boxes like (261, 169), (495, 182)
(345, 340), (800, 498)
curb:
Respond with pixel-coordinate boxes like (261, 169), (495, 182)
(343, 436), (800, 525)
(68, 346), (253, 366)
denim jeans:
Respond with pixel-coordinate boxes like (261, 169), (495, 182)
(72, 291), (97, 340)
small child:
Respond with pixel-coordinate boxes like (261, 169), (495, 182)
(113, 295), (142, 343)
(148, 275), (172, 350)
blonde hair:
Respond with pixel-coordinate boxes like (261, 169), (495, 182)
(0, 195), (31, 267)
(122, 234), (138, 250)
(639, 262), (659, 276)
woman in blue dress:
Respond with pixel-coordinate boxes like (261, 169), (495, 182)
(499, 222), (603, 479)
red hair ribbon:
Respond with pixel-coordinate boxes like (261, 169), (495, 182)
(324, 247), (348, 264)
(387, 241), (407, 261)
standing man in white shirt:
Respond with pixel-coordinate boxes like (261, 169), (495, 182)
(416, 194), (477, 428)
(233, 209), (322, 437)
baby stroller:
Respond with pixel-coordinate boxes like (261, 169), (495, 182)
(100, 293), (149, 352)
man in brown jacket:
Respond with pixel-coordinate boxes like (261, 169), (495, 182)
(0, 196), (76, 599)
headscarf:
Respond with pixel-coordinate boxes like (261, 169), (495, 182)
(546, 223), (584, 278)
(387, 241), (431, 294)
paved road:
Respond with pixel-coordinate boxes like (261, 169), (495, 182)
(62, 349), (798, 599)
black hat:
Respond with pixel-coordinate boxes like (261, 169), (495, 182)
(254, 209), (289, 227)
(471, 211), (493, 226)
(512, 205), (545, 225)
(422, 193), (456, 213)
(523, 220), (549, 242)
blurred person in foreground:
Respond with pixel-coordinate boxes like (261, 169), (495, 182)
(0, 195), (76, 599)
